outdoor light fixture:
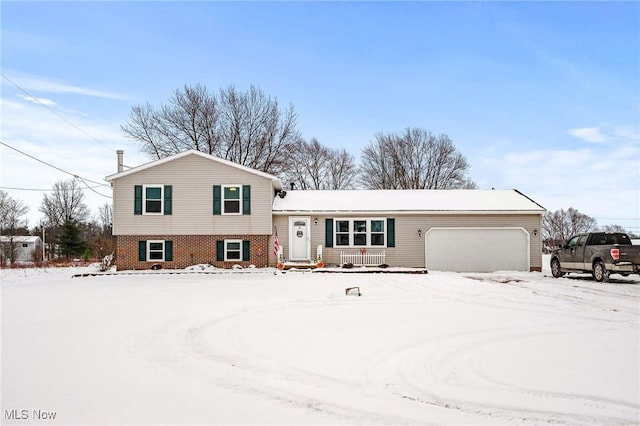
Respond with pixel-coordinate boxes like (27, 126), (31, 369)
(534, 229), (538, 236)
(314, 218), (318, 225)
(418, 229), (422, 237)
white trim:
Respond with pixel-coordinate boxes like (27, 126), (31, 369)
(288, 216), (311, 261)
(221, 184), (242, 215)
(224, 239), (243, 262)
(333, 218), (387, 248)
(425, 227), (530, 272)
(147, 240), (166, 262)
(142, 184), (164, 215)
(273, 210), (544, 216)
(106, 150), (282, 190)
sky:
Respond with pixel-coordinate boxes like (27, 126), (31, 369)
(1, 1), (639, 232)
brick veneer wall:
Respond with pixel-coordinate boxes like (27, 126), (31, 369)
(116, 234), (270, 270)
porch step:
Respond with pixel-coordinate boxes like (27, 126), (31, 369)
(279, 262), (318, 270)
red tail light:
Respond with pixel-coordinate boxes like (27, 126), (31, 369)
(610, 248), (620, 260)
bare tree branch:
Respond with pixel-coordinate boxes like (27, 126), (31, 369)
(359, 128), (476, 189)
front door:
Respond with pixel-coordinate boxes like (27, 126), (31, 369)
(289, 217), (311, 261)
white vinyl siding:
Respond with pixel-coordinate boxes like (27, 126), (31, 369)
(112, 153), (274, 235)
(269, 214), (542, 270)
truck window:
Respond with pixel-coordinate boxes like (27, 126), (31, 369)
(608, 233), (631, 245)
(588, 233), (606, 245)
(577, 235), (588, 246)
(587, 232), (632, 245)
(567, 236), (580, 248)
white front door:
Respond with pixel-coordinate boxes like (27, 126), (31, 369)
(289, 217), (311, 261)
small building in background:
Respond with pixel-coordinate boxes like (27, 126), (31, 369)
(1, 236), (43, 265)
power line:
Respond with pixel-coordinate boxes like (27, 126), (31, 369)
(0, 184), (108, 192)
(0, 139), (109, 187)
(1, 72), (117, 151)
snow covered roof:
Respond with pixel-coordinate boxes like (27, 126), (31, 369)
(272, 189), (545, 214)
(1, 236), (42, 243)
(105, 150), (283, 190)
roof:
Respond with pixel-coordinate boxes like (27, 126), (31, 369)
(272, 189), (545, 214)
(1, 236), (42, 243)
(105, 150), (283, 190)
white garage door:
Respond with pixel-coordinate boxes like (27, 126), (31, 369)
(426, 227), (530, 272)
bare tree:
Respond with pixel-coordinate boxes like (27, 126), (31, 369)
(599, 224), (639, 239)
(359, 128), (476, 189)
(286, 138), (358, 190)
(39, 179), (90, 227)
(326, 147), (358, 190)
(0, 190), (30, 265)
(122, 84), (300, 176)
(0, 190), (29, 233)
(542, 207), (597, 247)
(97, 203), (113, 237)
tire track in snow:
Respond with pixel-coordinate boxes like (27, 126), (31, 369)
(367, 325), (639, 424)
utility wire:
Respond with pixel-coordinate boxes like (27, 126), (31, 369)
(0, 140), (109, 187)
(0, 184), (106, 192)
(1, 72), (118, 151)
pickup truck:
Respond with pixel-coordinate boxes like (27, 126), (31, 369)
(550, 232), (640, 282)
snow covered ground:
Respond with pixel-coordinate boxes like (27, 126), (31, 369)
(2, 261), (639, 425)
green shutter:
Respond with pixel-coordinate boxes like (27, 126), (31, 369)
(216, 240), (224, 261)
(134, 185), (142, 215)
(387, 218), (395, 248)
(165, 240), (173, 261)
(242, 185), (251, 215)
(164, 185), (172, 215)
(138, 240), (146, 261)
(325, 218), (333, 248)
(213, 185), (221, 215)
(242, 240), (250, 261)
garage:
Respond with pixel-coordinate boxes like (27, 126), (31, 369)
(426, 227), (530, 272)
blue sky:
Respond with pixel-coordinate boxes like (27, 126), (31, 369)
(1, 1), (639, 232)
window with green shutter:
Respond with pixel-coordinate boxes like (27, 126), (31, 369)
(213, 185), (251, 215)
(213, 186), (221, 215)
(138, 240), (146, 261)
(242, 240), (250, 261)
(216, 240), (224, 261)
(242, 185), (251, 215)
(325, 218), (333, 248)
(387, 218), (395, 248)
(136, 185), (171, 215)
(139, 240), (172, 261)
(164, 186), (172, 215)
(165, 240), (173, 261)
(134, 186), (143, 215)
(327, 218), (392, 247)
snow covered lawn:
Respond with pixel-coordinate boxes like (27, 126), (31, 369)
(2, 264), (638, 425)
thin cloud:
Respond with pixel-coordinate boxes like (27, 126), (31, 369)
(567, 127), (608, 144)
(17, 93), (56, 107)
(2, 72), (129, 101)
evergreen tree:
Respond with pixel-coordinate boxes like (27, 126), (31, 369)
(59, 220), (88, 258)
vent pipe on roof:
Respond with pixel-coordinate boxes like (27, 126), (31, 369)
(117, 150), (124, 173)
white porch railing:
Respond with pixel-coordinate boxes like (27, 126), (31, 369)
(340, 250), (386, 266)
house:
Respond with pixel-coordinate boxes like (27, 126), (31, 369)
(106, 150), (545, 272)
(1, 236), (43, 265)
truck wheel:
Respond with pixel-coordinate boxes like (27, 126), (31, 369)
(593, 261), (610, 283)
(550, 258), (564, 278)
